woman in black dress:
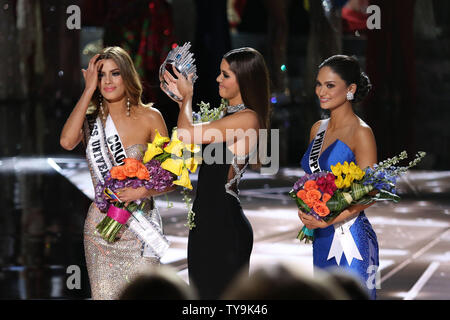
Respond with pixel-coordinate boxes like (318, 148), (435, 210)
(162, 47), (271, 299)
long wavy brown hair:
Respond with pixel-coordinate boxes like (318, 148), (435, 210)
(88, 46), (152, 115)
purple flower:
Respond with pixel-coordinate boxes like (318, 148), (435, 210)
(94, 159), (175, 213)
(293, 171), (330, 192)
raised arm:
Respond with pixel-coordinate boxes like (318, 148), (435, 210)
(60, 54), (103, 150)
(162, 68), (259, 145)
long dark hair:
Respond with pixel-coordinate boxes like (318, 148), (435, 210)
(223, 47), (271, 130)
(318, 55), (372, 104)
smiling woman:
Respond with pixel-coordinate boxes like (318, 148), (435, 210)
(298, 54), (380, 299)
(59, 46), (174, 300)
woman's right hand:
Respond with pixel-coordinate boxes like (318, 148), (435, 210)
(81, 54), (103, 93)
(298, 209), (328, 230)
(161, 65), (194, 104)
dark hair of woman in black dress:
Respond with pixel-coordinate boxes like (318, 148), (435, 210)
(223, 48), (271, 130)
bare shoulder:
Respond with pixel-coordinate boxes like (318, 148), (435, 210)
(354, 118), (376, 144)
(230, 108), (260, 128)
(137, 103), (162, 121)
(136, 104), (168, 137)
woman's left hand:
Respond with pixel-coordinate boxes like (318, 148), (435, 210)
(116, 187), (150, 204)
(298, 210), (329, 230)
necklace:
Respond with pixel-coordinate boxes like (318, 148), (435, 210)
(227, 103), (246, 113)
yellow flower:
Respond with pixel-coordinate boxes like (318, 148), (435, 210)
(185, 143), (201, 153)
(341, 161), (350, 175)
(184, 157), (199, 173)
(173, 167), (193, 190)
(331, 163), (343, 177)
(143, 143), (163, 163)
(152, 129), (170, 147)
(335, 175), (345, 189)
(349, 162), (365, 180)
(164, 129), (185, 157)
(343, 174), (354, 188)
(161, 158), (184, 176)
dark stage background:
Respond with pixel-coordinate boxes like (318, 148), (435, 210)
(0, 0), (449, 299)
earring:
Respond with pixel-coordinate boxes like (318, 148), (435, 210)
(127, 97), (130, 117)
(346, 91), (354, 101)
(99, 95), (106, 120)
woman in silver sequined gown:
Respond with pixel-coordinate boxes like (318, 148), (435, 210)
(161, 48), (271, 299)
(61, 47), (173, 299)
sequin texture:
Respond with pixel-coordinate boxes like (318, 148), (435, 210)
(83, 144), (161, 300)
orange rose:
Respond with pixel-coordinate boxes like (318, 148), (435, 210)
(313, 201), (330, 217)
(123, 158), (140, 177)
(322, 193), (331, 203)
(136, 166), (150, 180)
(110, 166), (127, 180)
(304, 180), (319, 191)
(297, 190), (315, 207)
(305, 189), (322, 204)
(296, 190), (307, 202)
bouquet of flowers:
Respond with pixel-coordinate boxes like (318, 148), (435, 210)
(95, 129), (201, 242)
(94, 157), (173, 242)
(289, 151), (426, 243)
(144, 128), (201, 230)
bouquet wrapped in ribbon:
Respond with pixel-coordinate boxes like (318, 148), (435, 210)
(289, 151), (426, 243)
(95, 129), (201, 243)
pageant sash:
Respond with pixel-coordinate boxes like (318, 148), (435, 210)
(129, 207), (170, 259)
(308, 118), (362, 266)
(86, 114), (169, 258)
(85, 113), (127, 182)
(104, 114), (127, 166)
(85, 115), (114, 184)
(308, 119), (329, 173)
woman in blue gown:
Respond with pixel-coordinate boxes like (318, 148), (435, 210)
(298, 55), (379, 299)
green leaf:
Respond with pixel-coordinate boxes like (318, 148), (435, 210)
(376, 189), (401, 202)
(326, 192), (351, 212)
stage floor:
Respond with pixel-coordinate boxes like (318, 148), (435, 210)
(1, 156), (449, 300)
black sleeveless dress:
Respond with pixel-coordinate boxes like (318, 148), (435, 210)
(188, 137), (254, 299)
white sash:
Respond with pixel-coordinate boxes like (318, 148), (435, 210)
(129, 208), (170, 259)
(104, 115), (127, 166)
(309, 119), (329, 173)
(85, 113), (170, 259)
(308, 118), (362, 266)
(85, 115), (114, 184)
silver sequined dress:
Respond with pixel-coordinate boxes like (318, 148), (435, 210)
(83, 144), (161, 300)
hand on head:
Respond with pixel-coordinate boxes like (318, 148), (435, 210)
(82, 54), (103, 92)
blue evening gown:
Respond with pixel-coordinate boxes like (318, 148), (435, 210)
(300, 138), (379, 299)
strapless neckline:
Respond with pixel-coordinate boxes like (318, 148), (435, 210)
(301, 138), (356, 174)
(315, 139), (353, 160)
